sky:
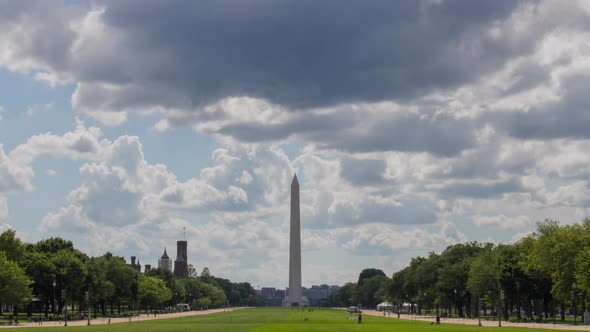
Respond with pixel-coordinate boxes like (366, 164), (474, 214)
(1, 0), (590, 288)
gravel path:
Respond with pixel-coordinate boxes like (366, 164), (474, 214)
(361, 310), (590, 331)
(0, 307), (246, 328)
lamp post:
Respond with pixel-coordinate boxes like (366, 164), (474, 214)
(85, 291), (90, 326)
(552, 278), (556, 324)
(516, 280), (521, 322)
(62, 289), (67, 326)
(52, 280), (56, 320)
(453, 289), (457, 318)
(572, 283), (577, 326)
(498, 289), (504, 327)
(478, 297), (482, 327)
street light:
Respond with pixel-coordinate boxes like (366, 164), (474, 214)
(52, 280), (56, 319)
(516, 280), (521, 322)
(552, 278), (556, 324)
(85, 291), (90, 326)
(498, 289), (504, 327)
(62, 289), (68, 326)
(572, 283), (577, 326)
(478, 297), (483, 327)
(453, 289), (457, 318)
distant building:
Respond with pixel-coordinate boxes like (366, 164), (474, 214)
(303, 284), (340, 306)
(144, 264), (152, 274)
(174, 240), (188, 278)
(129, 256), (141, 272)
(158, 247), (172, 271)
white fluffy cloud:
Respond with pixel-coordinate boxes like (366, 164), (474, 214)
(0, 196), (7, 219)
(4, 0), (590, 287)
(473, 215), (532, 230)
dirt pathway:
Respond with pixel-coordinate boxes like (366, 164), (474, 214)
(0, 307), (246, 329)
(362, 310), (590, 331)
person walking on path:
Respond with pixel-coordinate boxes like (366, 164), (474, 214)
(358, 313), (362, 324)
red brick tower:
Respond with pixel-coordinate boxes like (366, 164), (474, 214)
(174, 240), (188, 278)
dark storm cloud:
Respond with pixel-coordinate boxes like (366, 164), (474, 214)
(215, 112), (356, 142)
(86, 0), (524, 109)
(497, 73), (590, 140)
(315, 112), (476, 156)
(214, 107), (477, 156)
(439, 178), (526, 199)
(340, 158), (387, 186)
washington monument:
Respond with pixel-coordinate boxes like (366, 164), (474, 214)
(288, 174), (302, 306)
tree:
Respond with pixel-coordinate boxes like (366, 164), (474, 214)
(0, 252), (33, 306)
(187, 264), (199, 278)
(435, 242), (488, 317)
(138, 275), (171, 312)
(0, 229), (24, 263)
(357, 268), (386, 287)
(525, 220), (584, 320)
(358, 274), (388, 308)
(146, 267), (178, 305)
(23, 251), (56, 317)
(467, 248), (500, 311)
(87, 256), (115, 316)
(52, 249), (87, 314)
(33, 237), (74, 254)
(105, 254), (138, 314)
(327, 282), (357, 307)
(200, 267), (215, 284)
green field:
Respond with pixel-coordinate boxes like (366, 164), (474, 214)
(5, 308), (561, 332)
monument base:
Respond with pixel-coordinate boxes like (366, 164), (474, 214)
(282, 296), (309, 307)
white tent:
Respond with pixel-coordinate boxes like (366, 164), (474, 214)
(377, 302), (393, 311)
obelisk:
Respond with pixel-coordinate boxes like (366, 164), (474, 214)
(288, 174), (302, 306)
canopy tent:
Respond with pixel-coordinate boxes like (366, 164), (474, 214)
(376, 302), (394, 311)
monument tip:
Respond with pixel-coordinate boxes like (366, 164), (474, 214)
(291, 173), (299, 186)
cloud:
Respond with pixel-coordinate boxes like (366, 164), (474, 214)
(439, 178), (526, 199)
(340, 157), (386, 186)
(25, 101), (54, 117)
(6, 0), (590, 287)
(335, 221), (465, 254)
(0, 196), (7, 219)
(0, 1), (558, 124)
(0, 147), (30, 192)
(473, 214), (532, 230)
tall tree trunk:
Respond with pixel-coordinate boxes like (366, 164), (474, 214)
(561, 302), (566, 321)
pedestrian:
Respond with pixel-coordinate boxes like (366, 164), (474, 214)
(358, 313), (362, 324)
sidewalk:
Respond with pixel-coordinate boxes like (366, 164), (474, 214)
(0, 307), (245, 329)
(362, 310), (590, 331)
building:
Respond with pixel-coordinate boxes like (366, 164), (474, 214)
(174, 240), (188, 278)
(129, 256), (141, 272)
(144, 264), (152, 274)
(158, 247), (172, 271)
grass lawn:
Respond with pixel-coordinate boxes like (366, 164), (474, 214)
(4, 308), (563, 332)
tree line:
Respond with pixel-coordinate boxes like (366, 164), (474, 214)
(326, 219), (590, 323)
(0, 230), (256, 319)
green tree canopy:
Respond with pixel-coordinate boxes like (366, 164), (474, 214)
(0, 229), (25, 263)
(0, 251), (33, 305)
(138, 275), (172, 309)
